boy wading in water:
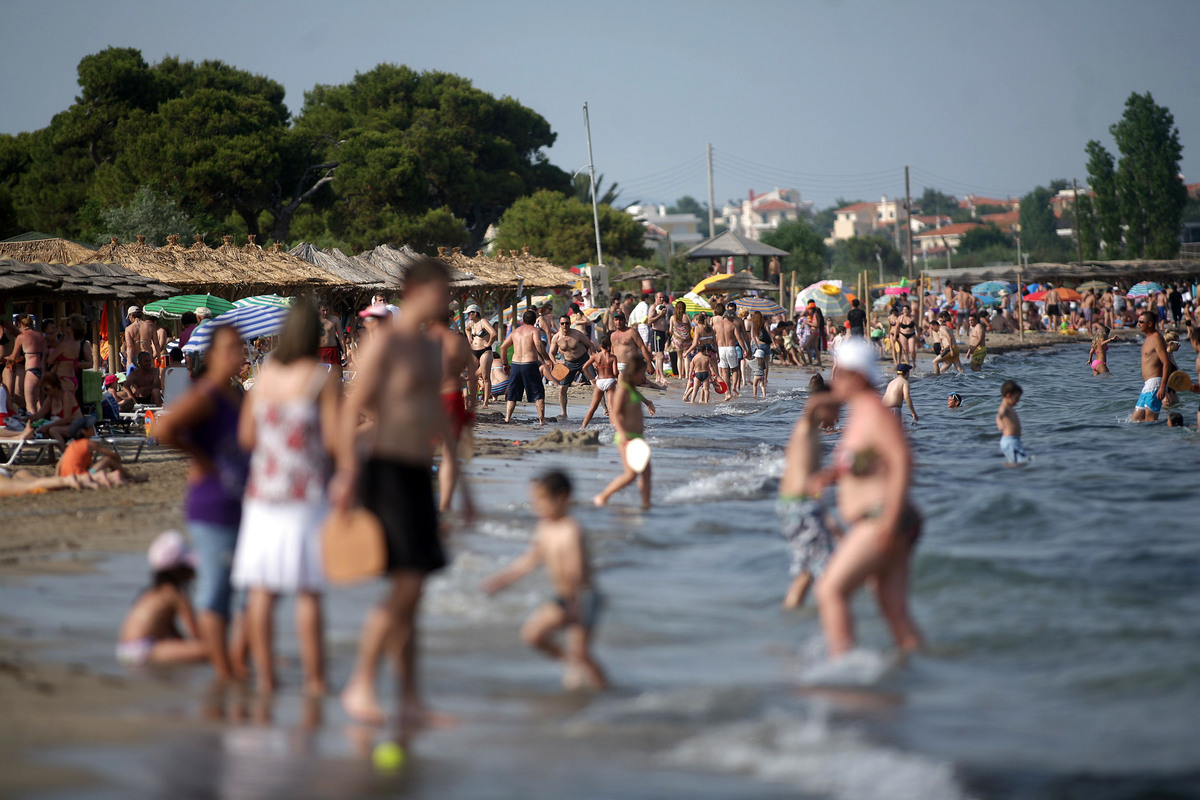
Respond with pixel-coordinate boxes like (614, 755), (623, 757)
(778, 389), (840, 610)
(996, 380), (1030, 465)
(483, 471), (608, 690)
(594, 354), (653, 509)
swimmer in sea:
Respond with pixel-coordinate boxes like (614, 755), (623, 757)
(1087, 325), (1118, 375)
(946, 392), (962, 409)
(882, 363), (918, 423)
(965, 313), (987, 371)
(996, 380), (1029, 465)
(930, 316), (963, 375)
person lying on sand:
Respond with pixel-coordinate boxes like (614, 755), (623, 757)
(0, 465), (108, 496)
(116, 531), (209, 667)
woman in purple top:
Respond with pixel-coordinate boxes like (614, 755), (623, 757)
(155, 324), (249, 681)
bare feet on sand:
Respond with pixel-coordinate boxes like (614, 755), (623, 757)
(341, 681), (386, 726)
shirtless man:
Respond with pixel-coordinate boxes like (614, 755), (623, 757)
(990, 307), (1014, 333)
(609, 312), (657, 385)
(318, 303), (345, 370)
(966, 313), (988, 371)
(7, 315), (46, 410)
(882, 363), (918, 423)
(954, 286), (975, 334)
(929, 318), (963, 374)
(120, 352), (163, 406)
(499, 309), (552, 425)
(465, 304), (497, 408)
(646, 291), (671, 378)
(579, 335), (619, 430)
(711, 302), (750, 399)
(1099, 288), (1114, 329)
(548, 314), (597, 420)
(430, 313), (477, 513)
(1081, 290), (1097, 332)
(1132, 310), (1171, 422)
(123, 306), (158, 373)
(153, 316), (171, 384)
(1043, 284), (1063, 330)
(330, 257), (457, 726)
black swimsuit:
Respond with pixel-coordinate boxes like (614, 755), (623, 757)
(898, 321), (915, 339)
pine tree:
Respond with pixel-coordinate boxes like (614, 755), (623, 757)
(1085, 140), (1123, 258)
(1110, 92), (1187, 258)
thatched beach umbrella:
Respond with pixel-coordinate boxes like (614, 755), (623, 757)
(0, 234), (98, 265)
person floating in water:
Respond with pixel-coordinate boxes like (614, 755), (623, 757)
(996, 380), (1030, 465)
(484, 470), (608, 690)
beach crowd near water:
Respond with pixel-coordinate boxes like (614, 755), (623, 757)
(3, 259), (1200, 794)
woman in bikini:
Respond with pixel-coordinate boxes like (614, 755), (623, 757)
(669, 302), (693, 383)
(48, 316), (85, 395)
(31, 373), (83, 447)
(815, 339), (923, 659)
(7, 315), (46, 411)
(895, 305), (918, 366)
(465, 305), (497, 408)
(683, 313), (716, 367)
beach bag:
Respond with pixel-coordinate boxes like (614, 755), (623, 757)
(321, 507), (386, 584)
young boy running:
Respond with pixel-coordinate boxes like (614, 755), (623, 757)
(579, 334), (618, 431)
(483, 470), (608, 690)
(996, 380), (1030, 465)
(593, 355), (652, 509)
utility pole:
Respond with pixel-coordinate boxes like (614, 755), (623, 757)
(904, 166), (914, 281)
(706, 143), (716, 241)
(583, 102), (603, 271)
(1072, 178), (1084, 268)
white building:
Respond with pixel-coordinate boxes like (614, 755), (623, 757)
(720, 188), (812, 240)
(626, 204), (704, 248)
(830, 196), (907, 243)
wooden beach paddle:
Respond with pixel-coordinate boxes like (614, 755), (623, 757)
(624, 437), (651, 474)
(321, 507), (386, 584)
(1167, 370), (1193, 392)
(551, 363), (570, 382)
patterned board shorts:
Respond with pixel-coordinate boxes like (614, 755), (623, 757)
(776, 497), (835, 578)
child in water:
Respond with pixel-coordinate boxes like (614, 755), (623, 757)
(594, 355), (652, 508)
(777, 386), (840, 609)
(683, 345), (715, 404)
(749, 346), (767, 399)
(483, 470), (608, 690)
(996, 380), (1030, 465)
(116, 531), (209, 667)
(1088, 325), (1118, 374)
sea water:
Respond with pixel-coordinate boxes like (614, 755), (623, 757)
(5, 339), (1199, 800)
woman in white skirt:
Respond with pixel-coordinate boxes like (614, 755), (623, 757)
(233, 300), (340, 695)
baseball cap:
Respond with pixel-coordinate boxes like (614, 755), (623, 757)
(835, 338), (878, 382)
(896, 363), (912, 373)
(148, 530), (196, 572)
(613, 311), (626, 319)
(103, 374), (118, 387)
(127, 305), (140, 316)
(358, 303), (390, 319)
(465, 303), (482, 314)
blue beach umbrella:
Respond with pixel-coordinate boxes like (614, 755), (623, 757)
(973, 294), (1002, 307)
(182, 303), (291, 352)
(972, 280), (1016, 295)
(1126, 281), (1163, 298)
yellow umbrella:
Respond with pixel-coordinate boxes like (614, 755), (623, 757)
(690, 273), (733, 295)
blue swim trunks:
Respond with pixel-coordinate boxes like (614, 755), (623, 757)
(999, 435), (1030, 465)
(1135, 378), (1163, 414)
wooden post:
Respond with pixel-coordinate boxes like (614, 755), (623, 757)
(106, 301), (120, 373)
(790, 272), (796, 317)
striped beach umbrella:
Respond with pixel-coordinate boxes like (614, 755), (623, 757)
(1076, 281), (1108, 293)
(732, 296), (786, 316)
(1126, 281), (1163, 298)
(798, 284), (851, 318)
(144, 294), (235, 319)
(182, 303), (291, 352)
(234, 294), (295, 309)
(680, 291), (712, 316)
(972, 281), (1016, 295)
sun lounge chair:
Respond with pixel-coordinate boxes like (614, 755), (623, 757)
(0, 438), (60, 469)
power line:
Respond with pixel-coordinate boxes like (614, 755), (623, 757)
(713, 147), (899, 182)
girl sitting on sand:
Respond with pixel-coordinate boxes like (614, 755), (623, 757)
(116, 531), (209, 667)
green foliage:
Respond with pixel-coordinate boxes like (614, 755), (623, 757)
(393, 208), (470, 255)
(828, 235), (903, 283)
(1110, 92), (1187, 258)
(1181, 197), (1200, 224)
(1076, 194), (1100, 259)
(494, 190), (648, 266)
(1085, 140), (1123, 257)
(96, 185), (196, 245)
(572, 172), (622, 207)
(294, 63), (569, 252)
(956, 223), (1012, 254)
(668, 195), (709, 238)
(1018, 186), (1060, 257)
(918, 188), (958, 216)
(1048, 178), (1070, 192)
(760, 219), (826, 287)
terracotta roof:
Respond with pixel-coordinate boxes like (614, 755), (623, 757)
(836, 201), (876, 214)
(981, 210), (1020, 228)
(913, 222), (982, 239)
(959, 195), (1017, 209)
(754, 199), (797, 212)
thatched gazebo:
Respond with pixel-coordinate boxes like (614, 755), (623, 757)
(0, 233), (99, 266)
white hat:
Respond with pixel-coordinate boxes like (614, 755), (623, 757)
(195, 307), (213, 319)
(148, 530), (196, 572)
(835, 338), (878, 383)
(465, 303), (482, 314)
(127, 305), (140, 317)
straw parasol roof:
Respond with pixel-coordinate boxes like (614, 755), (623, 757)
(0, 234), (99, 266)
(289, 242), (387, 288)
(0, 258), (176, 298)
(698, 269), (777, 294)
(611, 265), (668, 283)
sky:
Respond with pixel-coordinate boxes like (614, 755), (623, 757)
(2, 0), (1198, 213)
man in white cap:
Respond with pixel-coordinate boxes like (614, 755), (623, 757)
(816, 337), (923, 659)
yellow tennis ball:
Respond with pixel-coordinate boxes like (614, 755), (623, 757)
(373, 741), (405, 771)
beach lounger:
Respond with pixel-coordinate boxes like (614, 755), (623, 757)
(0, 438), (59, 469)
(94, 434), (148, 464)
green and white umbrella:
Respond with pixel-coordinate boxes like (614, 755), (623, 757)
(234, 294), (295, 309)
(144, 294), (235, 319)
